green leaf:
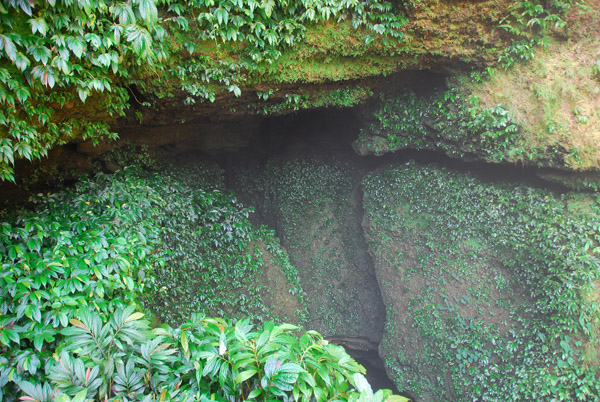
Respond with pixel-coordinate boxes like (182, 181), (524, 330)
(214, 7), (229, 25)
(353, 373), (372, 394)
(261, 0), (275, 18)
(387, 396), (411, 402)
(124, 276), (134, 290)
(138, 0), (158, 25)
(30, 18), (48, 36)
(125, 25), (152, 57)
(279, 362), (303, 374)
(66, 36), (86, 58)
(0, 34), (16, 60)
(33, 334), (45, 351)
(111, 3), (135, 25)
(78, 88), (90, 103)
(181, 329), (190, 360)
(28, 44), (51, 65)
(229, 85), (241, 97)
(27, 238), (40, 252)
(272, 372), (297, 391)
(125, 312), (145, 323)
(15, 53), (30, 71)
(236, 368), (257, 384)
(72, 389), (88, 402)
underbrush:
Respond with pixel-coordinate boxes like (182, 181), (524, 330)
(0, 165), (401, 401)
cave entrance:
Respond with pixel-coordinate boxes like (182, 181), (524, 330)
(345, 347), (401, 394)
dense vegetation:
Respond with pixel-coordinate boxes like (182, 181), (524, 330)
(355, 0), (595, 170)
(1, 1), (598, 401)
(232, 158), (385, 342)
(0, 0), (407, 182)
(362, 163), (600, 401)
(0, 165), (403, 401)
(353, 88), (520, 162)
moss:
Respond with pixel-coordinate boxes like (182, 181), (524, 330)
(131, 0), (517, 120)
(355, 0), (600, 172)
(463, 1), (600, 170)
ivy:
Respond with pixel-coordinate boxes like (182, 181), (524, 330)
(355, 88), (520, 162)
(362, 163), (600, 400)
(0, 0), (408, 182)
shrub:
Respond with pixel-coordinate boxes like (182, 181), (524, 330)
(19, 307), (407, 402)
(0, 165), (403, 401)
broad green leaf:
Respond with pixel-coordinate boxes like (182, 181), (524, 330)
(235, 368), (257, 384)
(66, 36), (86, 58)
(214, 8), (229, 25)
(0, 35), (16, 60)
(181, 329), (190, 360)
(138, 0), (158, 25)
(387, 396), (411, 402)
(72, 389), (88, 402)
(261, 0), (275, 18)
(30, 18), (48, 36)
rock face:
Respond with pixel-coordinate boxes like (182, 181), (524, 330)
(119, 0), (514, 126)
(362, 163), (600, 401)
(144, 162), (306, 327)
(231, 157), (386, 350)
(354, 3), (600, 172)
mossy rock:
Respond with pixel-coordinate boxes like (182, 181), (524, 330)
(362, 163), (600, 401)
(231, 157), (386, 348)
(148, 162), (305, 326)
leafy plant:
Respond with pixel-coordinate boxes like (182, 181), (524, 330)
(355, 88), (519, 162)
(496, 0), (576, 68)
(362, 163), (600, 400)
(0, 162), (408, 402)
(0, 0), (408, 182)
(232, 158), (385, 339)
(19, 308), (408, 402)
(0, 167), (163, 400)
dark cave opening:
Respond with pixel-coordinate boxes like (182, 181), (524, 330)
(221, 106), (574, 195)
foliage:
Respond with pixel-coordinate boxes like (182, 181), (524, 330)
(0, 163), (403, 401)
(356, 0), (587, 168)
(19, 307), (407, 402)
(362, 163), (600, 401)
(0, 0), (408, 182)
(249, 87), (373, 115)
(232, 158), (385, 342)
(354, 88), (519, 162)
(0, 167), (163, 400)
(462, 1), (600, 170)
(149, 163), (305, 325)
(496, 0), (577, 68)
